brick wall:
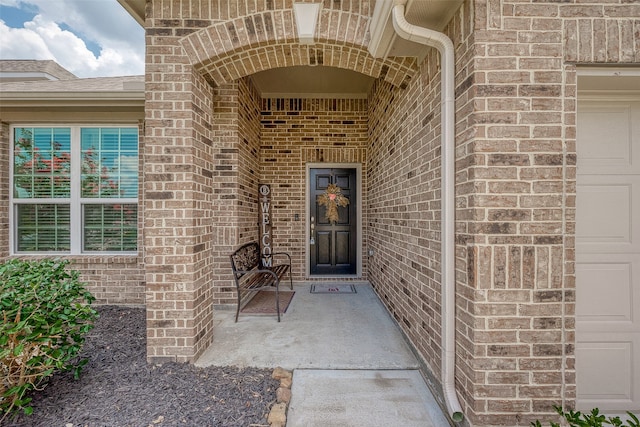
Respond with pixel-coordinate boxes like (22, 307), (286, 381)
(366, 0), (636, 424)
(176, 0), (417, 89)
(208, 77), (263, 308)
(209, 82), (242, 308)
(260, 97), (369, 279)
(140, 0), (638, 422)
(142, 0), (409, 363)
(368, 43), (452, 411)
(455, 1), (636, 425)
(206, 84), (370, 302)
(1, 0), (636, 422)
(144, 0), (217, 360)
(237, 78), (262, 246)
(71, 256), (145, 305)
(455, 0), (576, 424)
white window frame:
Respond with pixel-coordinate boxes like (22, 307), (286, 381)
(10, 125), (138, 255)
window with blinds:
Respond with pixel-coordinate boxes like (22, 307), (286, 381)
(12, 126), (138, 254)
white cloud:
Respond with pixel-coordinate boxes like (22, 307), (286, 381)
(0, 0), (144, 77)
(0, 19), (53, 59)
(0, 0), (22, 6)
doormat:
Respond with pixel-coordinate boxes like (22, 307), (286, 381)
(240, 291), (295, 315)
(310, 284), (357, 294)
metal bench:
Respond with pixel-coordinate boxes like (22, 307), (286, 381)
(229, 242), (293, 322)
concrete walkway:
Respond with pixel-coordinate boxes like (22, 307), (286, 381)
(196, 283), (451, 427)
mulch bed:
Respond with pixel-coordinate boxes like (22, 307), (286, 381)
(3, 306), (279, 427)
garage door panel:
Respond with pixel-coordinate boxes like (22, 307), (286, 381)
(576, 259), (634, 324)
(576, 178), (640, 253)
(577, 96), (640, 413)
(576, 338), (636, 410)
(576, 183), (632, 244)
(577, 101), (640, 174)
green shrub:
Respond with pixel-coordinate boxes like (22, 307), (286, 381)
(532, 406), (640, 427)
(0, 258), (98, 421)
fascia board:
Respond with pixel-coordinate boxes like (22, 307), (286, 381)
(117, 0), (145, 26)
(0, 92), (145, 107)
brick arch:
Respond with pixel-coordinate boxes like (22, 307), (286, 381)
(179, 9), (417, 88)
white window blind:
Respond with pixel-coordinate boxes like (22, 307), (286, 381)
(12, 126), (138, 254)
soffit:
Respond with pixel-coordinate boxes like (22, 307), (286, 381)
(375, 0), (464, 60)
(117, 0), (145, 26)
(577, 67), (640, 94)
(250, 66), (375, 99)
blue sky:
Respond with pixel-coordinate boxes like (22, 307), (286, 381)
(0, 0), (144, 77)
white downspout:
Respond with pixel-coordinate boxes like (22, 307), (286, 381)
(391, 3), (464, 423)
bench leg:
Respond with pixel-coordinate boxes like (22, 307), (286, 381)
(275, 282), (281, 322)
(235, 289), (241, 322)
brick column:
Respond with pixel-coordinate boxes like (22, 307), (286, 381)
(144, 45), (216, 361)
(456, 1), (577, 423)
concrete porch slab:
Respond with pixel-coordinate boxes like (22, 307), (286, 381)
(195, 284), (418, 370)
(195, 284), (452, 426)
(288, 369), (451, 427)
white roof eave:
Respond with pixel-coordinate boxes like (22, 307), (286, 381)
(117, 0), (145, 26)
(0, 91), (145, 107)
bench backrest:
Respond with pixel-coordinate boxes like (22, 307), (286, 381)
(230, 242), (261, 278)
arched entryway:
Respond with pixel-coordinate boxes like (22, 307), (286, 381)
(143, 4), (417, 364)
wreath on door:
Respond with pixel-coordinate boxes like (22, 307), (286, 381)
(318, 184), (349, 224)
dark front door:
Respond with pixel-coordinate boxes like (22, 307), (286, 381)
(309, 168), (357, 275)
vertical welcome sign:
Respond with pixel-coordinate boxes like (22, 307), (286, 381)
(259, 184), (272, 267)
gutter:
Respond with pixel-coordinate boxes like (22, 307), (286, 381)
(391, 3), (464, 423)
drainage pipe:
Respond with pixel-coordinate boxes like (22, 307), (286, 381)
(391, 3), (464, 423)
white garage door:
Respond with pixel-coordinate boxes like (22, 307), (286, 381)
(576, 96), (640, 414)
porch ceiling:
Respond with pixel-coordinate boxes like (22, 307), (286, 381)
(250, 66), (375, 99)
